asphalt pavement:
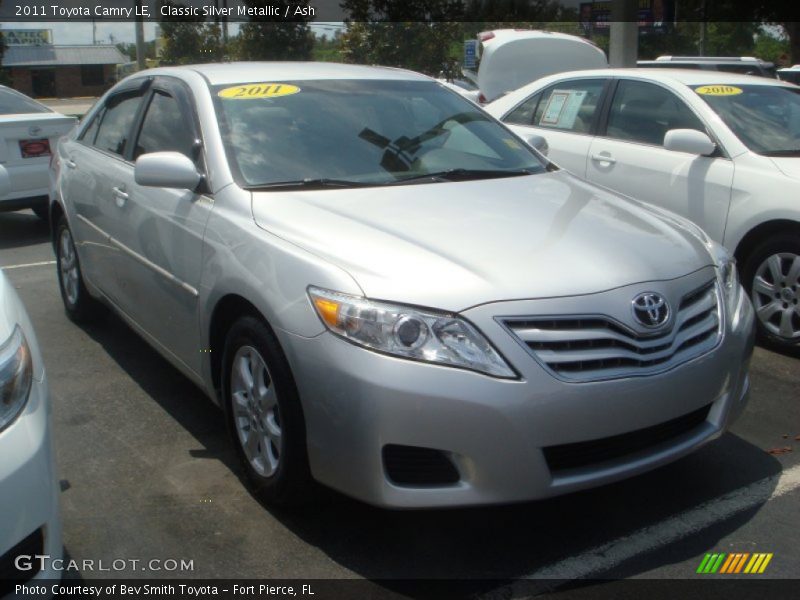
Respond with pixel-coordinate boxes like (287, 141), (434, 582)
(1, 209), (798, 595)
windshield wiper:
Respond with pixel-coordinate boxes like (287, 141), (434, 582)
(388, 168), (536, 185)
(761, 149), (800, 157)
(245, 178), (378, 191)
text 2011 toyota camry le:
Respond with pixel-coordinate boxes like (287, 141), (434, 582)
(49, 63), (755, 508)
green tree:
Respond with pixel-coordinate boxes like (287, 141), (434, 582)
(340, 1), (466, 77)
(0, 31), (9, 86)
(230, 1), (314, 61)
(753, 26), (790, 64)
(158, 1), (225, 65)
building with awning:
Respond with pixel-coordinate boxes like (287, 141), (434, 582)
(2, 45), (128, 98)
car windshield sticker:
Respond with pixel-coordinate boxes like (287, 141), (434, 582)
(694, 85), (743, 96)
(540, 89), (587, 128)
(503, 138), (522, 149)
(218, 83), (301, 99)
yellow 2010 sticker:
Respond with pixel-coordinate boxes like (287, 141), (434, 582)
(695, 85), (743, 96)
(218, 83), (300, 99)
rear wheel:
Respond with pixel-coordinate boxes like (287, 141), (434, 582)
(222, 315), (313, 505)
(55, 217), (95, 323)
(742, 234), (800, 351)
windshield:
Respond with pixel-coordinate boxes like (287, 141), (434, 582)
(692, 84), (800, 156)
(0, 87), (51, 115)
(213, 79), (546, 188)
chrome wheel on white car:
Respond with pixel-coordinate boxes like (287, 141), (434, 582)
(751, 252), (800, 341)
(744, 235), (800, 350)
(230, 345), (282, 478)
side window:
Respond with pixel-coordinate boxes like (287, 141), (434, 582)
(531, 79), (606, 134)
(79, 108), (103, 145)
(504, 92), (542, 126)
(606, 80), (706, 146)
(134, 91), (195, 160)
(93, 94), (143, 156)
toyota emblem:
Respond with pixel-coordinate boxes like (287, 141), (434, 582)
(631, 292), (670, 328)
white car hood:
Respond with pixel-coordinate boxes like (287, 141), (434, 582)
(0, 271), (44, 381)
(251, 171), (712, 311)
(769, 156), (800, 180)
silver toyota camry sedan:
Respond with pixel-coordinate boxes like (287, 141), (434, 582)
(50, 63), (755, 508)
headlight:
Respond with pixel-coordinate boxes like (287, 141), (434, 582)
(709, 241), (739, 294)
(0, 326), (33, 433)
(308, 287), (516, 378)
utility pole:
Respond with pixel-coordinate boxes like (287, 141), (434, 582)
(135, 0), (146, 70)
(609, 0), (638, 68)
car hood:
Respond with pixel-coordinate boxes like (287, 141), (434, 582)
(251, 171), (713, 311)
(768, 156), (800, 180)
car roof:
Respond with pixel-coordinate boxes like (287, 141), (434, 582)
(537, 68), (792, 87)
(140, 62), (431, 86)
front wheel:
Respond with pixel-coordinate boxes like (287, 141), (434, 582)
(221, 316), (313, 505)
(742, 234), (800, 351)
(55, 217), (96, 323)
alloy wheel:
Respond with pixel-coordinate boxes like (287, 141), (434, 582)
(230, 345), (282, 477)
(751, 252), (800, 341)
(58, 228), (80, 307)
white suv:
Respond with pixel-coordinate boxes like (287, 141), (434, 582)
(488, 69), (800, 350)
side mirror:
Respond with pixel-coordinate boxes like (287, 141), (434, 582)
(0, 165), (10, 198)
(134, 151), (201, 190)
(663, 129), (716, 156)
(524, 134), (549, 156)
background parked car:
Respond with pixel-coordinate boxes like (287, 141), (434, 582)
(778, 65), (800, 85)
(467, 29), (608, 104)
(638, 56), (777, 78)
(487, 68), (800, 350)
(0, 86), (75, 221)
(50, 63), (753, 509)
(0, 270), (61, 591)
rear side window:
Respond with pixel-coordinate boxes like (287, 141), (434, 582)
(133, 91), (195, 160)
(79, 109), (103, 145)
(504, 92), (542, 126)
(0, 87), (50, 115)
(529, 80), (605, 134)
(606, 80), (706, 146)
(93, 93), (143, 156)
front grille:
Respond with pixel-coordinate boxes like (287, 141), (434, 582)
(543, 404), (712, 473)
(0, 528), (43, 591)
(383, 444), (460, 486)
(502, 281), (721, 382)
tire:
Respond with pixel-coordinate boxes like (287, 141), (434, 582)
(32, 206), (49, 222)
(55, 216), (96, 323)
(742, 233), (800, 351)
(221, 315), (313, 506)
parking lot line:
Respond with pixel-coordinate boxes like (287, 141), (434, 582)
(1, 260), (56, 270)
(514, 463), (800, 582)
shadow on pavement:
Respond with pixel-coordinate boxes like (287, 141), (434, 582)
(0, 211), (49, 251)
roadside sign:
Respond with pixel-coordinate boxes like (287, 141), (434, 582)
(464, 40), (478, 69)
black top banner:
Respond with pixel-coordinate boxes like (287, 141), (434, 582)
(0, 0), (797, 23)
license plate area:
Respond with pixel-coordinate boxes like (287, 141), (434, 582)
(19, 138), (51, 158)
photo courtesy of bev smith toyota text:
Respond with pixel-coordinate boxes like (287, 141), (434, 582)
(0, 0), (798, 599)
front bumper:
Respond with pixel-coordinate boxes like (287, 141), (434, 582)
(0, 372), (62, 584)
(283, 274), (755, 508)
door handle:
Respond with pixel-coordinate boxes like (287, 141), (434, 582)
(111, 186), (129, 207)
(591, 153), (616, 164)
(65, 158), (77, 169)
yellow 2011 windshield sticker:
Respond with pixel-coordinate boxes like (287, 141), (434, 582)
(695, 85), (743, 96)
(218, 83), (300, 99)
